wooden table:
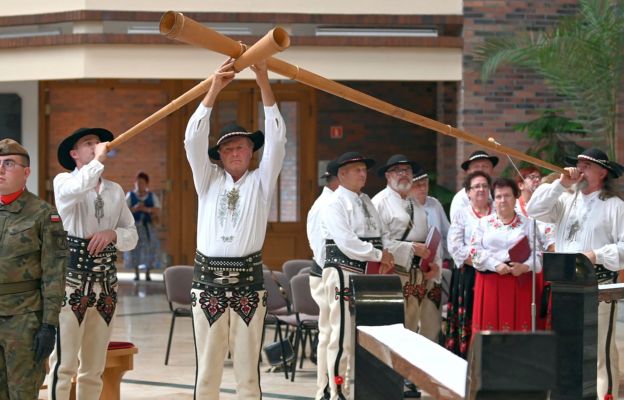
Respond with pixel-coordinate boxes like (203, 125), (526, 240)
(357, 325), (467, 400)
(598, 282), (624, 302)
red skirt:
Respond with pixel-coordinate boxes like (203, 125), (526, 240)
(472, 271), (533, 332)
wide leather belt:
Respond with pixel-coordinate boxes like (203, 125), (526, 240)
(67, 236), (117, 272)
(395, 255), (422, 274)
(596, 264), (618, 284)
(0, 279), (41, 295)
(311, 261), (323, 277)
(192, 250), (264, 290)
(324, 237), (383, 274)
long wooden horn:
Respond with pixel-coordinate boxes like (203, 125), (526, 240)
(160, 11), (564, 174)
(107, 23), (290, 150)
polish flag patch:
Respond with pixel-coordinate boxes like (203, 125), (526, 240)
(50, 214), (61, 223)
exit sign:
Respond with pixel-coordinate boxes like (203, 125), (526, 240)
(330, 125), (343, 139)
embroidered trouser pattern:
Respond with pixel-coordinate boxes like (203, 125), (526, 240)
(322, 267), (354, 400)
(49, 282), (117, 400)
(597, 300), (619, 400)
(399, 268), (442, 341)
(191, 287), (267, 400)
(310, 275), (330, 400)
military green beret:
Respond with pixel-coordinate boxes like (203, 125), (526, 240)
(0, 138), (29, 160)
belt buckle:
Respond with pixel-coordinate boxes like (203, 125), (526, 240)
(213, 277), (240, 285)
(214, 271), (240, 278)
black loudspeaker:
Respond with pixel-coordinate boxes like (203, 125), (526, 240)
(543, 252), (597, 400)
(467, 331), (557, 400)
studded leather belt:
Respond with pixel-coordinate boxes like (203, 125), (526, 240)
(324, 237), (383, 274)
(67, 236), (117, 272)
(596, 264), (618, 284)
(311, 261), (323, 277)
(395, 255), (422, 274)
(192, 250), (264, 290)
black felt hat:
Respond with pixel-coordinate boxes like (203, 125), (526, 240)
(412, 166), (429, 182)
(208, 123), (264, 160)
(321, 159), (339, 179)
(57, 127), (114, 170)
(329, 151), (375, 176)
(565, 148), (623, 178)
(377, 154), (421, 178)
(461, 150), (499, 171)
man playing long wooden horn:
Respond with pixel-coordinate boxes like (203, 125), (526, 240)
(527, 148), (624, 400)
(185, 57), (286, 399)
(49, 128), (138, 399)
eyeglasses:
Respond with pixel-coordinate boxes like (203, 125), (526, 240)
(0, 159), (28, 171)
(388, 167), (413, 176)
(469, 184), (489, 190)
(494, 194), (516, 201)
(524, 174), (541, 181)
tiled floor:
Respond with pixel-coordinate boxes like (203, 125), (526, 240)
(40, 272), (624, 399)
(41, 272), (320, 400)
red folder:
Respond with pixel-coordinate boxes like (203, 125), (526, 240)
(419, 227), (441, 273)
(365, 261), (395, 275)
(508, 236), (531, 263)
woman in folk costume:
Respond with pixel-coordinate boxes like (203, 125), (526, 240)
(124, 171), (162, 281)
(469, 177), (541, 332)
(445, 171), (493, 358)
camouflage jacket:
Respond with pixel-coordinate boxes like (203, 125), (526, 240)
(0, 190), (67, 325)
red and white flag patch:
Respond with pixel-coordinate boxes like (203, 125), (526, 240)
(50, 214), (61, 223)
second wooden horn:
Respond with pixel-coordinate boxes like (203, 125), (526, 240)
(107, 25), (290, 150)
(160, 11), (245, 58)
(233, 28), (290, 72)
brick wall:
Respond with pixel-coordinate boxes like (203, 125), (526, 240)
(45, 82), (169, 195)
(459, 0), (579, 190)
(316, 80), (440, 197)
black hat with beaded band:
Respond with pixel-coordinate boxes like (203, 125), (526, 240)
(460, 150), (499, 171)
(412, 166), (429, 182)
(565, 148), (624, 179)
(329, 151), (375, 176)
(321, 159), (340, 180)
(208, 122), (264, 160)
(376, 154), (421, 178)
(57, 127), (114, 170)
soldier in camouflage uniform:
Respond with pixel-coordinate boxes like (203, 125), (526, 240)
(0, 138), (67, 399)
